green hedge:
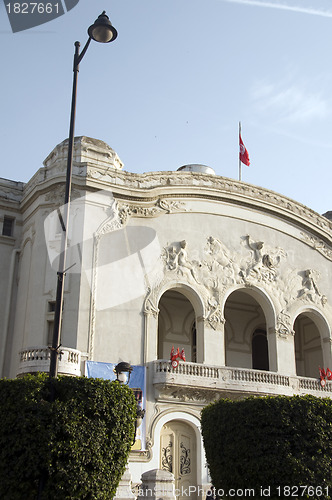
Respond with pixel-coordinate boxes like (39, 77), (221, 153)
(201, 395), (332, 500)
(0, 374), (137, 500)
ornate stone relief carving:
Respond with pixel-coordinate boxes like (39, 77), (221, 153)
(163, 240), (200, 282)
(205, 296), (225, 331)
(300, 232), (332, 262)
(161, 238), (228, 330)
(96, 199), (122, 236)
(275, 310), (295, 338)
(77, 168), (332, 236)
(146, 235), (329, 335)
(241, 235), (286, 284)
(44, 185), (81, 204)
(144, 286), (159, 318)
(118, 198), (187, 225)
(297, 269), (327, 307)
(156, 385), (221, 403)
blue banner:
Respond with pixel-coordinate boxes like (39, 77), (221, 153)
(85, 361), (146, 450)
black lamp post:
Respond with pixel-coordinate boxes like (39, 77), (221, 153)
(114, 362), (146, 444)
(49, 12), (117, 380)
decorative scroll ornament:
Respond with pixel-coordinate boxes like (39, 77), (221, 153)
(143, 286), (159, 317)
(156, 385), (220, 403)
(300, 232), (332, 262)
(180, 443), (191, 475)
(161, 442), (173, 473)
(97, 199), (122, 235)
(276, 310), (295, 338)
(204, 295), (225, 331)
(118, 198), (187, 225)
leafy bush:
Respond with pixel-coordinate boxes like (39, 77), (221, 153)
(0, 374), (136, 499)
(201, 395), (332, 500)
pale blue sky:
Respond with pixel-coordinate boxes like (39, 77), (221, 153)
(1, 0), (332, 214)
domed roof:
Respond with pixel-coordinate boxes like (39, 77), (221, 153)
(177, 164), (215, 175)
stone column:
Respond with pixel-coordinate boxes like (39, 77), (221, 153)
(115, 466), (136, 500)
(322, 337), (332, 368)
(144, 311), (159, 364)
(202, 320), (225, 366)
(140, 469), (175, 500)
(275, 333), (296, 376)
(267, 328), (278, 373)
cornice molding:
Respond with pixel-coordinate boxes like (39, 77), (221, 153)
(84, 169), (332, 244)
(7, 164), (332, 247)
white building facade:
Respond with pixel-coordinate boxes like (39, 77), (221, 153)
(1, 136), (332, 495)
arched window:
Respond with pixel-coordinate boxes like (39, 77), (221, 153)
(224, 290), (269, 370)
(158, 290), (196, 362)
(252, 329), (269, 371)
(294, 314), (323, 378)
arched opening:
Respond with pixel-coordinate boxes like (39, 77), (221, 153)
(158, 290), (196, 362)
(252, 329), (269, 371)
(160, 419), (197, 499)
(224, 290), (269, 370)
(294, 313), (323, 378)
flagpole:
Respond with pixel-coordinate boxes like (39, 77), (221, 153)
(239, 121), (242, 181)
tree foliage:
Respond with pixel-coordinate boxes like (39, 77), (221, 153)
(201, 395), (332, 500)
(0, 374), (136, 499)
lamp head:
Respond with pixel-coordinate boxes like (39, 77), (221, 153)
(88, 11), (118, 43)
(114, 361), (133, 385)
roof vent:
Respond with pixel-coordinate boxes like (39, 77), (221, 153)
(177, 164), (215, 175)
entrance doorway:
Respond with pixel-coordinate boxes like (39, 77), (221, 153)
(160, 420), (197, 499)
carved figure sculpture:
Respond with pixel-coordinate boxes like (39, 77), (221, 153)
(166, 246), (178, 271)
(244, 235), (285, 283)
(164, 240), (199, 282)
(298, 269), (327, 305)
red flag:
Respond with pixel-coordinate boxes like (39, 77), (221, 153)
(239, 133), (250, 166)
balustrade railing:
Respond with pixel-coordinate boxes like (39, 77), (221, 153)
(153, 360), (329, 397)
(231, 368), (290, 386)
(299, 377), (332, 393)
(18, 346), (81, 376)
(155, 360), (219, 378)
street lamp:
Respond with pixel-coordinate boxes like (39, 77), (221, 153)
(49, 12), (118, 380)
(115, 362), (146, 445)
(114, 362), (133, 385)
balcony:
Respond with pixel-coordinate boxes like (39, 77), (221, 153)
(152, 360), (332, 403)
(18, 346), (81, 377)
